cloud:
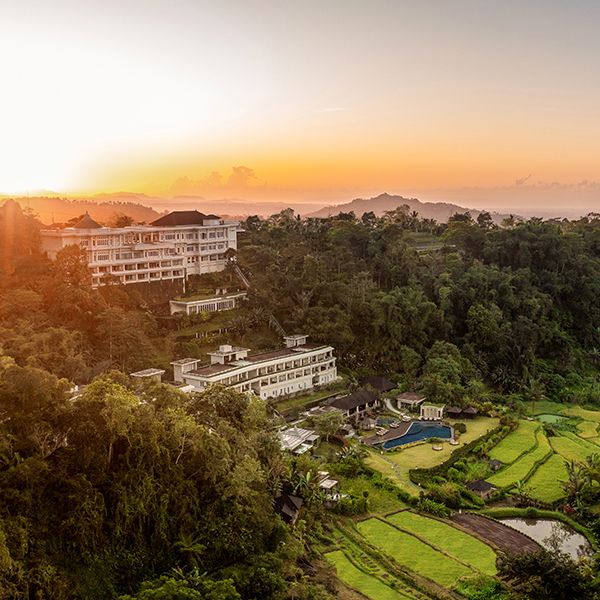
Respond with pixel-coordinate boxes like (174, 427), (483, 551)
(515, 174), (531, 186)
(227, 166), (258, 187)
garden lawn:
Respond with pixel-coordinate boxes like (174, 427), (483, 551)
(550, 433), (599, 463)
(363, 454), (421, 497)
(386, 511), (497, 575)
(577, 421), (599, 439)
(341, 476), (408, 515)
(488, 431), (551, 488)
(326, 551), (413, 600)
(358, 518), (472, 587)
(528, 453), (567, 504)
(489, 421), (539, 464)
(371, 418), (499, 472)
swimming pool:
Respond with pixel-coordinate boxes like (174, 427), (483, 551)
(379, 422), (452, 450)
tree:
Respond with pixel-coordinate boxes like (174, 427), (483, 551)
(310, 411), (346, 442)
(53, 243), (92, 288)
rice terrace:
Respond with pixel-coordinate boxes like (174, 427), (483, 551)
(324, 400), (600, 600)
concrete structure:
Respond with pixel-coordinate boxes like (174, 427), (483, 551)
(40, 210), (238, 288)
(397, 392), (426, 412)
(130, 368), (165, 382)
(169, 290), (247, 315)
(420, 403), (445, 420)
(171, 335), (337, 399)
(279, 426), (321, 454)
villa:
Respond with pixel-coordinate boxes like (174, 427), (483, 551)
(420, 403), (445, 420)
(40, 210), (239, 288)
(171, 334), (337, 399)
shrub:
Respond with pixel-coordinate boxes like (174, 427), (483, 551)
(454, 422), (467, 434)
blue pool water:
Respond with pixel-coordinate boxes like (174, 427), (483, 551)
(380, 422), (452, 450)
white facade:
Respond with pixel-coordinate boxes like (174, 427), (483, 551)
(169, 291), (247, 315)
(40, 211), (238, 288)
(171, 337), (337, 399)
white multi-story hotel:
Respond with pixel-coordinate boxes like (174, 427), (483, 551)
(171, 334), (337, 399)
(40, 210), (239, 288)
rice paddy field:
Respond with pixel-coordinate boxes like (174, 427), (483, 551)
(487, 430), (551, 488)
(357, 518), (472, 587)
(550, 433), (599, 463)
(488, 420), (539, 463)
(326, 551), (413, 600)
(386, 511), (497, 575)
(527, 453), (569, 504)
(577, 421), (599, 438)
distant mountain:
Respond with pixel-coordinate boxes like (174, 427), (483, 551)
(3, 196), (163, 226)
(305, 192), (518, 224)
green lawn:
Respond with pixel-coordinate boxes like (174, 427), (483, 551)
(528, 453), (568, 504)
(550, 433), (599, 463)
(326, 551), (413, 600)
(528, 400), (566, 416)
(488, 431), (551, 488)
(340, 476), (409, 516)
(386, 511), (497, 575)
(357, 518), (472, 587)
(488, 420), (539, 464)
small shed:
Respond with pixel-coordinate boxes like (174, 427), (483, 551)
(489, 459), (503, 471)
(463, 406), (479, 420)
(275, 495), (303, 525)
(466, 479), (494, 500)
(447, 406), (463, 418)
(359, 416), (377, 430)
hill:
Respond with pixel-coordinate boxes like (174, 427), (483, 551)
(306, 192), (517, 223)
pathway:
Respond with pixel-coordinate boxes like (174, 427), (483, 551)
(384, 397), (403, 415)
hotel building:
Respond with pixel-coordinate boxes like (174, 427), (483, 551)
(40, 210), (239, 288)
(171, 334), (337, 399)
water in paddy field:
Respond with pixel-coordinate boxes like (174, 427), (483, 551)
(536, 414), (568, 424)
(499, 518), (593, 560)
(381, 422), (452, 450)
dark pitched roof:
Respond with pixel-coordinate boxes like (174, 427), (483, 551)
(466, 479), (493, 492)
(397, 392), (426, 402)
(330, 389), (376, 411)
(360, 375), (396, 392)
(150, 210), (210, 227)
(463, 407), (479, 414)
(73, 211), (102, 229)
(489, 459), (503, 467)
(274, 495), (303, 522)
(447, 406), (463, 414)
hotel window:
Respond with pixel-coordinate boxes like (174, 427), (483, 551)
(148, 250), (159, 257)
(209, 232), (216, 239)
(210, 254), (217, 261)
(186, 233), (195, 240)
(80, 239), (89, 247)
(97, 237), (110, 246)
(97, 254), (110, 261)
(165, 233), (176, 240)
(187, 246), (195, 253)
(200, 245), (207, 252)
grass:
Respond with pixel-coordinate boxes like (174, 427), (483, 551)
(386, 511), (497, 575)
(550, 433), (599, 463)
(527, 400), (567, 416)
(325, 551), (413, 600)
(527, 453), (568, 504)
(363, 453), (419, 496)
(275, 382), (347, 412)
(357, 518), (472, 587)
(340, 476), (409, 516)
(488, 420), (539, 464)
(487, 430), (551, 488)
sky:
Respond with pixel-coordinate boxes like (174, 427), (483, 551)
(3, 0), (600, 216)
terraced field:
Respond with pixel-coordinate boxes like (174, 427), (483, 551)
(550, 433), (599, 463)
(358, 518), (472, 587)
(386, 511), (497, 575)
(488, 429), (551, 488)
(326, 551), (414, 600)
(489, 420), (539, 463)
(577, 421), (599, 438)
(528, 453), (569, 504)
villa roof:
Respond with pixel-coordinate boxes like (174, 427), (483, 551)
(466, 479), (493, 492)
(73, 211), (103, 229)
(330, 389), (376, 411)
(489, 459), (503, 467)
(447, 406), (463, 414)
(397, 392), (426, 404)
(463, 407), (479, 414)
(150, 210), (209, 227)
(360, 375), (396, 392)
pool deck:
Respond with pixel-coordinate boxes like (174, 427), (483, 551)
(362, 419), (452, 448)
(362, 421), (414, 446)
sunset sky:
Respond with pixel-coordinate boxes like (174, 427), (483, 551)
(3, 0), (600, 215)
